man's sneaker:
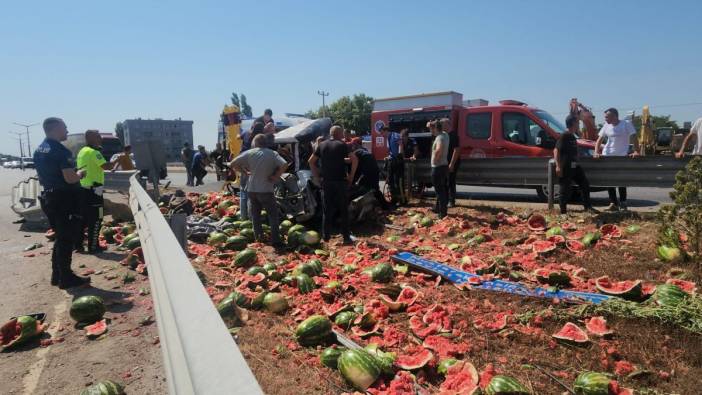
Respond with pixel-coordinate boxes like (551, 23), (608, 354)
(606, 203), (619, 212)
(619, 202), (628, 210)
(58, 274), (91, 289)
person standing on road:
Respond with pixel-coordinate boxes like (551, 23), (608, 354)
(430, 120), (450, 218)
(675, 117), (702, 158)
(238, 122), (265, 221)
(210, 142), (224, 181)
(555, 115), (596, 215)
(191, 145), (210, 186)
(594, 108), (640, 211)
(33, 117), (91, 289)
(181, 142), (195, 186)
(309, 125), (358, 244)
(110, 145), (135, 171)
(348, 138), (389, 210)
(75, 130), (113, 254)
(382, 126), (404, 205)
(443, 118), (461, 207)
(229, 134), (288, 249)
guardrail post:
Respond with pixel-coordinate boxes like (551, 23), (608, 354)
(547, 159), (555, 211)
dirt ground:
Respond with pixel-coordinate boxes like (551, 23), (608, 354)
(0, 217), (165, 395)
(190, 194), (702, 395)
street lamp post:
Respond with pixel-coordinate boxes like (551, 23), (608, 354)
(13, 122), (38, 155)
(9, 132), (25, 169)
(317, 91), (329, 118)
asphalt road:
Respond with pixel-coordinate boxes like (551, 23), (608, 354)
(162, 168), (673, 212)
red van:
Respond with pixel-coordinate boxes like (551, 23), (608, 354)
(370, 91), (596, 198)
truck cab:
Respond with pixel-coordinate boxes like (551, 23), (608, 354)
(370, 92), (595, 161)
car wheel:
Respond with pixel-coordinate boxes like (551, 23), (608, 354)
(536, 185), (561, 202)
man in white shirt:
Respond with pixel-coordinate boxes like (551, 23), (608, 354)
(675, 117), (702, 158)
(594, 108), (639, 211)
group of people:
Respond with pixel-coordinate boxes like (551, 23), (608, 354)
(33, 118), (136, 289)
(181, 142), (231, 186)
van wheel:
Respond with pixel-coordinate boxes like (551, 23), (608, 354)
(535, 185), (560, 202)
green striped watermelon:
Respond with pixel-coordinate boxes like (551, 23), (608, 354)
(337, 349), (381, 391)
(320, 346), (347, 369)
(80, 380), (125, 395)
(296, 273), (316, 294)
(653, 283), (688, 307)
(262, 293), (288, 314)
(295, 315), (332, 347)
(233, 248), (257, 267)
(573, 371), (611, 395)
(70, 296), (106, 324)
(485, 375), (530, 395)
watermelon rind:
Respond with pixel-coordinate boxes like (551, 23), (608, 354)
(573, 371), (611, 395)
(595, 276), (642, 301)
(485, 375), (530, 395)
(363, 343), (396, 375)
(437, 358), (459, 375)
(70, 295), (106, 324)
(337, 349), (381, 391)
(552, 322), (589, 345)
(0, 316), (43, 349)
(80, 379), (125, 395)
(657, 245), (682, 263)
(653, 283), (688, 307)
(320, 346), (347, 369)
(334, 311), (357, 329)
(395, 347), (433, 370)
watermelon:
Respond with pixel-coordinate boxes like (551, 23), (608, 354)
(363, 343), (396, 375)
(239, 220), (253, 229)
(296, 315), (332, 347)
(653, 283), (688, 307)
(70, 295), (106, 324)
(79, 380), (125, 395)
(566, 240), (585, 253)
(363, 263), (394, 283)
(527, 214), (546, 231)
(0, 316), (44, 349)
(437, 358), (459, 375)
(386, 235), (400, 243)
(125, 237), (141, 250)
(419, 217), (434, 227)
(532, 240), (556, 254)
(584, 316), (614, 338)
(625, 224), (641, 234)
(440, 361), (480, 394)
(595, 276), (642, 300)
(341, 264), (357, 274)
(533, 269), (571, 286)
(207, 232), (227, 246)
(225, 235), (248, 251)
(581, 232), (601, 247)
(545, 226), (564, 237)
(101, 227), (116, 243)
(395, 346), (433, 370)
(665, 278), (697, 294)
(573, 371), (612, 395)
(552, 322), (589, 345)
(396, 286), (420, 306)
(485, 375), (530, 395)
(239, 228), (255, 242)
(657, 245), (682, 262)
(334, 311), (357, 329)
(279, 220), (293, 234)
(337, 349), (381, 391)
(262, 293), (288, 314)
(249, 291), (268, 310)
(302, 230), (321, 246)
(85, 319), (108, 338)
(296, 273), (316, 294)
(233, 248), (257, 267)
(320, 346), (347, 369)
(599, 224), (622, 239)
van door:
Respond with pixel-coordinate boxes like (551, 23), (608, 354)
(462, 111), (493, 159)
(494, 111), (554, 157)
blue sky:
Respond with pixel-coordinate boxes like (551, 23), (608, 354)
(1, 0), (700, 156)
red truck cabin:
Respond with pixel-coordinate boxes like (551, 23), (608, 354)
(371, 92), (595, 161)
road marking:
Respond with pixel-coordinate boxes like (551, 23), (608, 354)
(22, 299), (67, 395)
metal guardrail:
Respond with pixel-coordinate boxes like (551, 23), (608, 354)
(129, 174), (262, 395)
(410, 158), (551, 186)
(10, 177), (45, 222)
(104, 170), (138, 192)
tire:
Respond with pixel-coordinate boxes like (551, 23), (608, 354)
(535, 185), (560, 202)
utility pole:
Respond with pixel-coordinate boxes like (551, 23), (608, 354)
(317, 91), (329, 117)
(9, 132), (25, 167)
(13, 122), (38, 155)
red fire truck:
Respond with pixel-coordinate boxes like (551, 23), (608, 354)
(370, 91), (596, 199)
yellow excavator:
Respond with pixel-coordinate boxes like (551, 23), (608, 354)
(220, 105), (243, 185)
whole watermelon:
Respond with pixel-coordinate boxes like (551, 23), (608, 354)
(233, 248), (257, 267)
(296, 273), (316, 294)
(302, 230), (321, 246)
(485, 375), (530, 395)
(337, 349), (381, 391)
(70, 296), (106, 324)
(573, 371), (611, 395)
(207, 232), (227, 246)
(125, 237), (141, 250)
(320, 346), (347, 369)
(239, 228), (255, 242)
(225, 235), (248, 251)
(79, 380), (125, 395)
(295, 315), (332, 346)
(653, 283), (688, 307)
(262, 293), (288, 314)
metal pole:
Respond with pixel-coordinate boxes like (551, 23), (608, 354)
(13, 122), (38, 155)
(9, 132), (24, 157)
(317, 90), (329, 118)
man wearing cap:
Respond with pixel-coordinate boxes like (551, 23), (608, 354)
(76, 130), (113, 254)
(34, 117), (91, 288)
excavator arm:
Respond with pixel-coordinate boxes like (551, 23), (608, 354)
(569, 98), (598, 141)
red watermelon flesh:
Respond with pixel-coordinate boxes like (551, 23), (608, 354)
(395, 287), (420, 306)
(422, 305), (451, 331)
(561, 222), (577, 231)
(552, 322), (589, 345)
(395, 346), (433, 370)
(567, 230), (587, 240)
(532, 240), (556, 254)
(527, 214), (546, 231)
(609, 380), (634, 395)
(566, 240), (585, 253)
(422, 335), (469, 358)
(473, 312), (509, 332)
(584, 316), (614, 337)
(595, 276), (642, 300)
(666, 279), (697, 294)
(600, 224), (622, 239)
(547, 235), (566, 245)
(641, 282), (657, 297)
(85, 319), (107, 338)
(385, 371), (416, 394)
(479, 363), (497, 389)
(409, 315), (440, 339)
(440, 361), (480, 393)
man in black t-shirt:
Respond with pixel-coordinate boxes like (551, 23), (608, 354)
(444, 118), (461, 207)
(555, 115), (595, 214)
(309, 126), (358, 244)
(349, 138), (389, 210)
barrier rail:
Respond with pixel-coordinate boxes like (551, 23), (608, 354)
(104, 170), (138, 192)
(129, 174), (262, 395)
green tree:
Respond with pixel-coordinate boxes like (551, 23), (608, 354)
(240, 94), (253, 118)
(115, 122), (125, 144)
(305, 93), (374, 134)
(230, 93), (240, 107)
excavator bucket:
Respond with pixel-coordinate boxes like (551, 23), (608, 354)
(639, 105), (654, 156)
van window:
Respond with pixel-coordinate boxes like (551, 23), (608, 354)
(502, 112), (546, 146)
(466, 113), (491, 139)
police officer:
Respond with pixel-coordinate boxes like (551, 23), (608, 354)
(75, 130), (113, 253)
(34, 117), (91, 288)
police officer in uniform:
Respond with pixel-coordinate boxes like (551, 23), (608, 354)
(34, 117), (91, 288)
(75, 130), (113, 253)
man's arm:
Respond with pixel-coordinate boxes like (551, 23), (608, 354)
(348, 152), (359, 184)
(594, 135), (604, 158)
(553, 147), (561, 176)
(412, 144), (420, 160)
(432, 136), (443, 164)
(449, 147), (460, 172)
(62, 168), (84, 184)
(676, 133), (695, 158)
(309, 153), (321, 184)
